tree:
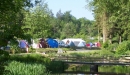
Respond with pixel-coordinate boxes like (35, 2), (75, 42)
(86, 0), (130, 43)
(23, 1), (52, 39)
(62, 22), (76, 38)
(0, 0), (33, 46)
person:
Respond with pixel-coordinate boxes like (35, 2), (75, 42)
(90, 42), (93, 49)
(19, 40), (29, 53)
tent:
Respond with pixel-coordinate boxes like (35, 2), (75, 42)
(47, 38), (58, 48)
(73, 41), (80, 46)
(62, 38), (86, 47)
(68, 41), (76, 50)
(77, 41), (86, 47)
(68, 41), (75, 47)
(58, 40), (66, 47)
(39, 38), (47, 48)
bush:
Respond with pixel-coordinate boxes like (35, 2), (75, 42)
(106, 43), (119, 51)
(0, 50), (10, 75)
(116, 41), (130, 55)
(102, 41), (110, 49)
(46, 61), (67, 73)
(98, 50), (114, 57)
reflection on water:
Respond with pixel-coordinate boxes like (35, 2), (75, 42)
(99, 65), (130, 73)
(51, 64), (130, 75)
(61, 65), (130, 75)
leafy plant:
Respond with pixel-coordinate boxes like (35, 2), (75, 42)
(5, 61), (50, 75)
(106, 43), (119, 51)
(116, 41), (130, 55)
(46, 61), (68, 73)
(9, 39), (19, 54)
(102, 41), (110, 49)
(0, 50), (10, 75)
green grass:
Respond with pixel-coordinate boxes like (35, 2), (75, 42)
(5, 61), (50, 75)
(5, 53), (66, 74)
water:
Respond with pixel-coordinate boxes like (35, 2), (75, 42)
(62, 65), (130, 75)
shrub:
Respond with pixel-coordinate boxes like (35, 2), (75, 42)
(46, 61), (65, 73)
(29, 46), (36, 53)
(106, 43), (119, 51)
(98, 50), (114, 57)
(116, 41), (130, 55)
(0, 50), (10, 75)
(102, 41), (110, 49)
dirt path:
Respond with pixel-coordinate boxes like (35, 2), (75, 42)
(67, 49), (100, 53)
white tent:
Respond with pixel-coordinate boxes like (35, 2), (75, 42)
(77, 41), (86, 47)
(62, 38), (86, 47)
(68, 41), (75, 47)
(31, 39), (39, 48)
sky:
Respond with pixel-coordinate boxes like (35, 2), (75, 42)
(45, 0), (94, 20)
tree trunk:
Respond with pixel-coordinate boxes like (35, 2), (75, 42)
(102, 13), (108, 43)
(109, 34), (112, 44)
(98, 24), (100, 42)
(119, 36), (122, 44)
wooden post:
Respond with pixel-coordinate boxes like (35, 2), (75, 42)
(90, 65), (98, 72)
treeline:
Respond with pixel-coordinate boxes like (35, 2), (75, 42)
(23, 1), (97, 41)
(0, 0), (97, 46)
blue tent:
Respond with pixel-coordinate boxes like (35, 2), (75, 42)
(47, 38), (58, 48)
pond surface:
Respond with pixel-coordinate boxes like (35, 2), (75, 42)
(62, 65), (130, 75)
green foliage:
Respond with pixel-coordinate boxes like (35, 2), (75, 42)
(46, 61), (67, 73)
(0, 0), (96, 43)
(69, 50), (115, 58)
(73, 33), (87, 41)
(0, 0), (33, 41)
(0, 50), (10, 75)
(98, 50), (114, 57)
(9, 54), (51, 63)
(87, 0), (130, 43)
(0, 39), (8, 47)
(5, 61), (50, 75)
(9, 39), (19, 53)
(23, 1), (52, 39)
(7, 53), (68, 74)
(29, 46), (36, 53)
(99, 66), (130, 73)
(102, 41), (110, 49)
(116, 41), (130, 55)
(106, 43), (118, 51)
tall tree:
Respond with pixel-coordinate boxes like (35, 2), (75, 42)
(87, 0), (130, 43)
(23, 1), (52, 39)
(0, 0), (32, 46)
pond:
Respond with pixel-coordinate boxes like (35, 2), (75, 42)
(61, 64), (130, 75)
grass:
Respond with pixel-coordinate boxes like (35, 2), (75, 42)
(4, 53), (66, 74)
(5, 61), (50, 75)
